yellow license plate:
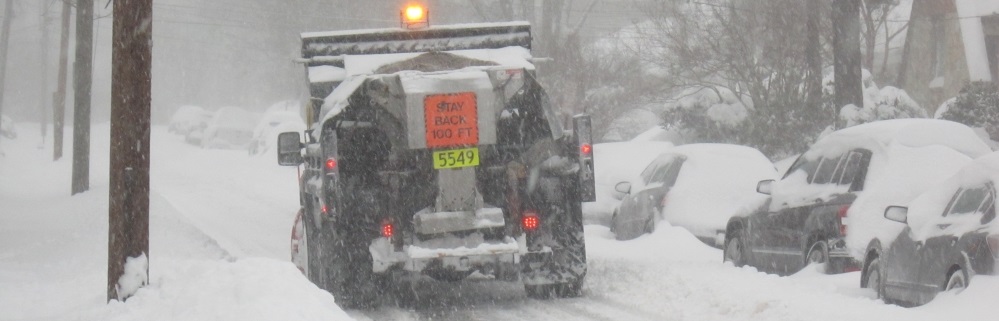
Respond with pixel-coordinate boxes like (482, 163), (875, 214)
(433, 147), (480, 169)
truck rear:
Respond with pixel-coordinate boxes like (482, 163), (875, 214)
(277, 13), (595, 308)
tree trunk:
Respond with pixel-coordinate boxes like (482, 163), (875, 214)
(833, 0), (864, 113)
(39, 2), (51, 143)
(108, 0), (152, 302)
(53, 1), (71, 160)
(0, 0), (14, 152)
(72, 0), (94, 195)
(806, 0), (824, 116)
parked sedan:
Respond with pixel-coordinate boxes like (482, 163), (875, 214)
(863, 152), (999, 306)
(724, 119), (991, 275)
(611, 144), (777, 245)
(202, 106), (259, 149)
(248, 108), (305, 156)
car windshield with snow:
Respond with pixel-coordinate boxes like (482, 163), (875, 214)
(724, 119), (991, 275)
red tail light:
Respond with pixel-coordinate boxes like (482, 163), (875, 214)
(325, 158), (337, 170)
(580, 143), (592, 156)
(381, 221), (394, 238)
(987, 235), (999, 259)
(522, 210), (540, 232)
(838, 205), (850, 236)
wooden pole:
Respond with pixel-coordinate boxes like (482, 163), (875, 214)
(0, 0), (14, 152)
(53, 0), (71, 160)
(108, 0), (152, 302)
(833, 0), (864, 112)
(72, 0), (94, 194)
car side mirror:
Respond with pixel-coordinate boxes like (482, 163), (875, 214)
(757, 179), (775, 195)
(277, 132), (303, 166)
(884, 206), (908, 223)
(614, 181), (632, 195)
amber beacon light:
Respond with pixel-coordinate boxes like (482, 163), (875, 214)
(401, 4), (429, 29)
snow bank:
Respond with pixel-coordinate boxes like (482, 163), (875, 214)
(100, 258), (353, 321)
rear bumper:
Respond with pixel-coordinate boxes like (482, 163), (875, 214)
(370, 234), (525, 274)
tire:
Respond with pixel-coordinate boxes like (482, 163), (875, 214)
(945, 267), (968, 292)
(863, 258), (886, 300)
(290, 209), (308, 276)
(525, 278), (583, 299)
(805, 241), (829, 273)
(325, 182), (387, 309)
(522, 176), (587, 299)
(302, 204), (331, 291)
(724, 230), (748, 267)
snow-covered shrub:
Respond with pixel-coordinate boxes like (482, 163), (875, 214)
(827, 69), (926, 127)
(660, 86), (752, 144)
(938, 81), (999, 139)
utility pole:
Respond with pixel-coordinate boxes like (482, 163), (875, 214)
(53, 0), (71, 160)
(832, 0), (864, 112)
(72, 0), (94, 195)
(108, 0), (151, 302)
(39, 0), (52, 145)
(0, 0), (14, 153)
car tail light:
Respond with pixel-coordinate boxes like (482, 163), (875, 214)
(381, 220), (394, 238)
(325, 157), (337, 171)
(580, 143), (592, 156)
(838, 205), (850, 236)
(660, 194), (668, 209)
(522, 210), (540, 232)
(988, 234), (999, 259)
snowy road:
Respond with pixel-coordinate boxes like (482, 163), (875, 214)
(2, 123), (998, 321)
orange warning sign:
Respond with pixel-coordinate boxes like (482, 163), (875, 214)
(424, 92), (478, 148)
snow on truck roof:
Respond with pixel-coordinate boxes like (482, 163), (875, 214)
(301, 21), (531, 39)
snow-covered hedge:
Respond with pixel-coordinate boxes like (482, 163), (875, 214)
(938, 81), (999, 140)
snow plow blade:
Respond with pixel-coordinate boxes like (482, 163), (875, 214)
(300, 21), (532, 67)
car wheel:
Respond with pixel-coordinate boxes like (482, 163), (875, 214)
(945, 267), (968, 292)
(864, 258), (886, 300)
(724, 230), (748, 267)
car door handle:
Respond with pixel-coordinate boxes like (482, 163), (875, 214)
(937, 224), (951, 230)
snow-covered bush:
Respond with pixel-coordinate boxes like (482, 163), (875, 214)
(660, 86), (752, 145)
(828, 69), (926, 127)
(938, 81), (999, 139)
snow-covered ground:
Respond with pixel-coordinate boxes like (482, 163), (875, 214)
(2, 123), (998, 321)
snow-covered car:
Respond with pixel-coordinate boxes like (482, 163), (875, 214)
(863, 152), (999, 306)
(168, 105), (211, 135)
(611, 144), (777, 245)
(584, 141), (674, 225)
(724, 119), (991, 275)
(1, 114), (15, 139)
(201, 106), (259, 149)
(248, 103), (305, 156)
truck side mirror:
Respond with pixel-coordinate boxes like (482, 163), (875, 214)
(277, 132), (304, 166)
(574, 114), (596, 202)
(756, 179), (775, 195)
